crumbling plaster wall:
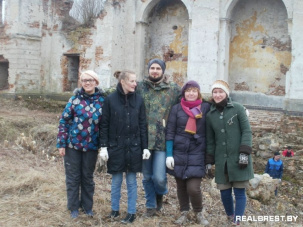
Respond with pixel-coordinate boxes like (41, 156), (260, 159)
(0, 0), (43, 92)
(99, 0), (303, 110)
(131, 0), (220, 91)
(144, 0), (189, 86)
(229, 0), (291, 96)
(219, 0), (303, 111)
(96, 0), (138, 87)
(1, 0), (303, 111)
(0, 0), (75, 93)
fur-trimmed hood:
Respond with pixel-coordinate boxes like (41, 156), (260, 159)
(73, 86), (104, 96)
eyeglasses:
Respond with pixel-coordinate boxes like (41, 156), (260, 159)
(81, 79), (95, 84)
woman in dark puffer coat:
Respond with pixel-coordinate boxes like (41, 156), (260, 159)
(99, 70), (148, 224)
(165, 80), (210, 225)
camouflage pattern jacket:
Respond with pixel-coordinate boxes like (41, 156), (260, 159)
(137, 76), (181, 151)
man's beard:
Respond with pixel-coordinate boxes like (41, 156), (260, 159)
(148, 74), (163, 83)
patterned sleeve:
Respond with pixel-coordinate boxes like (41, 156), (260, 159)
(56, 97), (74, 148)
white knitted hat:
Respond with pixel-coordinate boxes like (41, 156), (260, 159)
(211, 80), (230, 96)
(80, 70), (100, 85)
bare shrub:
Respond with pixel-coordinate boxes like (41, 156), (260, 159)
(70, 0), (106, 26)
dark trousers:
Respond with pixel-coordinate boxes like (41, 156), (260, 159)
(175, 177), (202, 212)
(64, 148), (98, 211)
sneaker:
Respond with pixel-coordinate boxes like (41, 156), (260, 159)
(108, 210), (120, 219)
(70, 210), (79, 219)
(156, 195), (163, 211)
(85, 210), (94, 217)
(175, 211), (188, 225)
(142, 208), (156, 218)
(195, 211), (209, 226)
(121, 213), (136, 224)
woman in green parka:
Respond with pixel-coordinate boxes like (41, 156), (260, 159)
(206, 80), (254, 225)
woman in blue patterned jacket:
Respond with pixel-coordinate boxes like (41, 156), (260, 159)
(57, 70), (104, 219)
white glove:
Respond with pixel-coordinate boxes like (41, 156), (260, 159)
(279, 179), (281, 183)
(166, 157), (174, 170)
(99, 147), (109, 162)
(142, 149), (151, 160)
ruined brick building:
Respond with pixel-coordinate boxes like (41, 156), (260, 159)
(0, 0), (302, 112)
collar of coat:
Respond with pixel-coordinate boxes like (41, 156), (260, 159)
(210, 97), (234, 112)
(73, 87), (104, 98)
(143, 74), (171, 90)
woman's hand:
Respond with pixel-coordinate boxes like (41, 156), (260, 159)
(59, 148), (65, 156)
(166, 157), (174, 170)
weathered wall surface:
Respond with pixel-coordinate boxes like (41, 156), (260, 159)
(145, 0), (189, 86)
(1, 0), (303, 112)
(229, 0), (291, 96)
(0, 0), (75, 93)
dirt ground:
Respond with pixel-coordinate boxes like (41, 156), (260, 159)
(0, 97), (302, 227)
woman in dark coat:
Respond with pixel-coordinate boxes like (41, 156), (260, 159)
(99, 70), (148, 224)
(165, 80), (210, 225)
(206, 80), (254, 225)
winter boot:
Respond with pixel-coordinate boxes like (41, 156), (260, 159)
(142, 208), (157, 218)
(121, 213), (136, 224)
(156, 194), (163, 211)
(195, 211), (209, 226)
(174, 211), (189, 225)
(85, 210), (94, 217)
(108, 210), (120, 219)
(70, 210), (79, 219)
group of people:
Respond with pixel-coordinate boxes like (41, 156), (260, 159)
(56, 58), (254, 225)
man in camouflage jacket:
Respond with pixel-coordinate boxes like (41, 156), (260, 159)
(136, 58), (181, 217)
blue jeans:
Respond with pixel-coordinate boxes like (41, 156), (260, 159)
(142, 150), (168, 208)
(64, 148), (98, 211)
(111, 172), (137, 214)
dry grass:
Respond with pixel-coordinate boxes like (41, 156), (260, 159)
(1, 146), (302, 227)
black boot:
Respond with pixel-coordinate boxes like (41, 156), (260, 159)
(121, 213), (136, 224)
(156, 194), (163, 211)
(108, 210), (120, 219)
(142, 208), (157, 218)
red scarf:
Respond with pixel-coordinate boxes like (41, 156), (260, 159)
(180, 98), (202, 134)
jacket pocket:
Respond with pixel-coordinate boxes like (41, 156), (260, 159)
(131, 137), (140, 146)
(109, 141), (118, 147)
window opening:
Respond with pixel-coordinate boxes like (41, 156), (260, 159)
(0, 55), (9, 90)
